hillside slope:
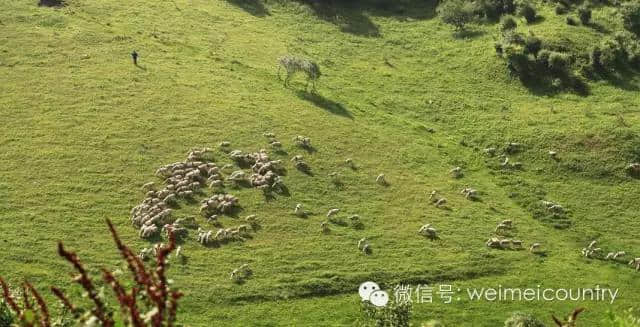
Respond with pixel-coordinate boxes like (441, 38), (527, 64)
(1, 0), (639, 325)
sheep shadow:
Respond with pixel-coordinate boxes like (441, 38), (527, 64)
(295, 90), (353, 119)
(225, 0), (270, 17)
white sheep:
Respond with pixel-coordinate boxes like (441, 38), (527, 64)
(460, 187), (478, 199)
(375, 174), (387, 185)
(358, 238), (367, 250)
(449, 167), (463, 178)
(511, 240), (523, 249)
(362, 243), (372, 255)
(321, 221), (330, 234)
(327, 208), (340, 218)
(529, 243), (541, 253)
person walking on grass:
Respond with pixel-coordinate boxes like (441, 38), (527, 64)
(131, 50), (138, 65)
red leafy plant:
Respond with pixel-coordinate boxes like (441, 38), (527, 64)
(0, 219), (182, 326)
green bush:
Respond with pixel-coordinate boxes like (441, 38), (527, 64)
(621, 1), (640, 35)
(578, 6), (592, 24)
(518, 2), (537, 23)
(566, 16), (578, 25)
(537, 49), (552, 66)
(555, 3), (569, 15)
(503, 43), (530, 74)
(504, 312), (546, 327)
(500, 15), (518, 31)
(478, 0), (516, 20)
(548, 52), (570, 73)
(438, 0), (476, 31)
(0, 301), (13, 327)
(524, 33), (542, 56)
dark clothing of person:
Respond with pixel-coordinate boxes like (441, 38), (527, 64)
(131, 51), (138, 65)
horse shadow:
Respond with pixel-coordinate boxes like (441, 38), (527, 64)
(295, 90), (353, 119)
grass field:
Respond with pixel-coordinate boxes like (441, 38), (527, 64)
(1, 0), (639, 325)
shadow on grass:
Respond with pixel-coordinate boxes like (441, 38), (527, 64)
(225, 0), (270, 17)
(296, 90), (353, 119)
(453, 29), (486, 39)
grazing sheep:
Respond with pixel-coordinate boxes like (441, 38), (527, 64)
(449, 167), (463, 178)
(294, 203), (304, 217)
(141, 182), (156, 191)
(376, 174), (387, 185)
(418, 224), (438, 239)
(549, 150), (558, 159)
(484, 147), (497, 156)
(362, 243), (372, 255)
(293, 135), (312, 149)
(511, 240), (523, 249)
(290, 155), (304, 162)
(269, 140), (282, 149)
(220, 141), (231, 147)
(434, 198), (447, 207)
(345, 158), (356, 169)
(138, 248), (154, 261)
(486, 238), (502, 249)
(139, 224), (158, 238)
(358, 238), (367, 250)
(614, 251), (626, 260)
(321, 221), (330, 234)
(529, 243), (541, 253)
(505, 142), (521, 154)
(626, 163), (640, 176)
(499, 239), (511, 248)
(429, 190), (437, 201)
(327, 208), (340, 218)
(628, 258), (640, 271)
(501, 219), (513, 227)
(495, 223), (511, 234)
(294, 160), (311, 173)
(460, 187), (478, 200)
(263, 132), (275, 138)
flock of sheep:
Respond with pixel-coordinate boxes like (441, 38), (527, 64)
(129, 136), (639, 282)
(582, 240), (640, 271)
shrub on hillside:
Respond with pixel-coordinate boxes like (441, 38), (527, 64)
(524, 33), (542, 56)
(537, 49), (553, 66)
(360, 299), (412, 327)
(518, 1), (537, 23)
(578, 6), (592, 24)
(621, 1), (640, 35)
(504, 312), (546, 327)
(566, 16), (578, 25)
(555, 3), (569, 15)
(548, 51), (570, 73)
(477, 0), (516, 20)
(438, 0), (476, 31)
(500, 15), (518, 31)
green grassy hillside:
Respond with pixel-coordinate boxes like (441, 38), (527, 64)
(1, 0), (639, 325)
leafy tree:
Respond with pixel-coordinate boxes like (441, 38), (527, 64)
(578, 6), (592, 24)
(438, 0), (476, 31)
(524, 33), (542, 57)
(518, 1), (537, 23)
(500, 15), (518, 31)
(621, 1), (640, 35)
(504, 312), (546, 327)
